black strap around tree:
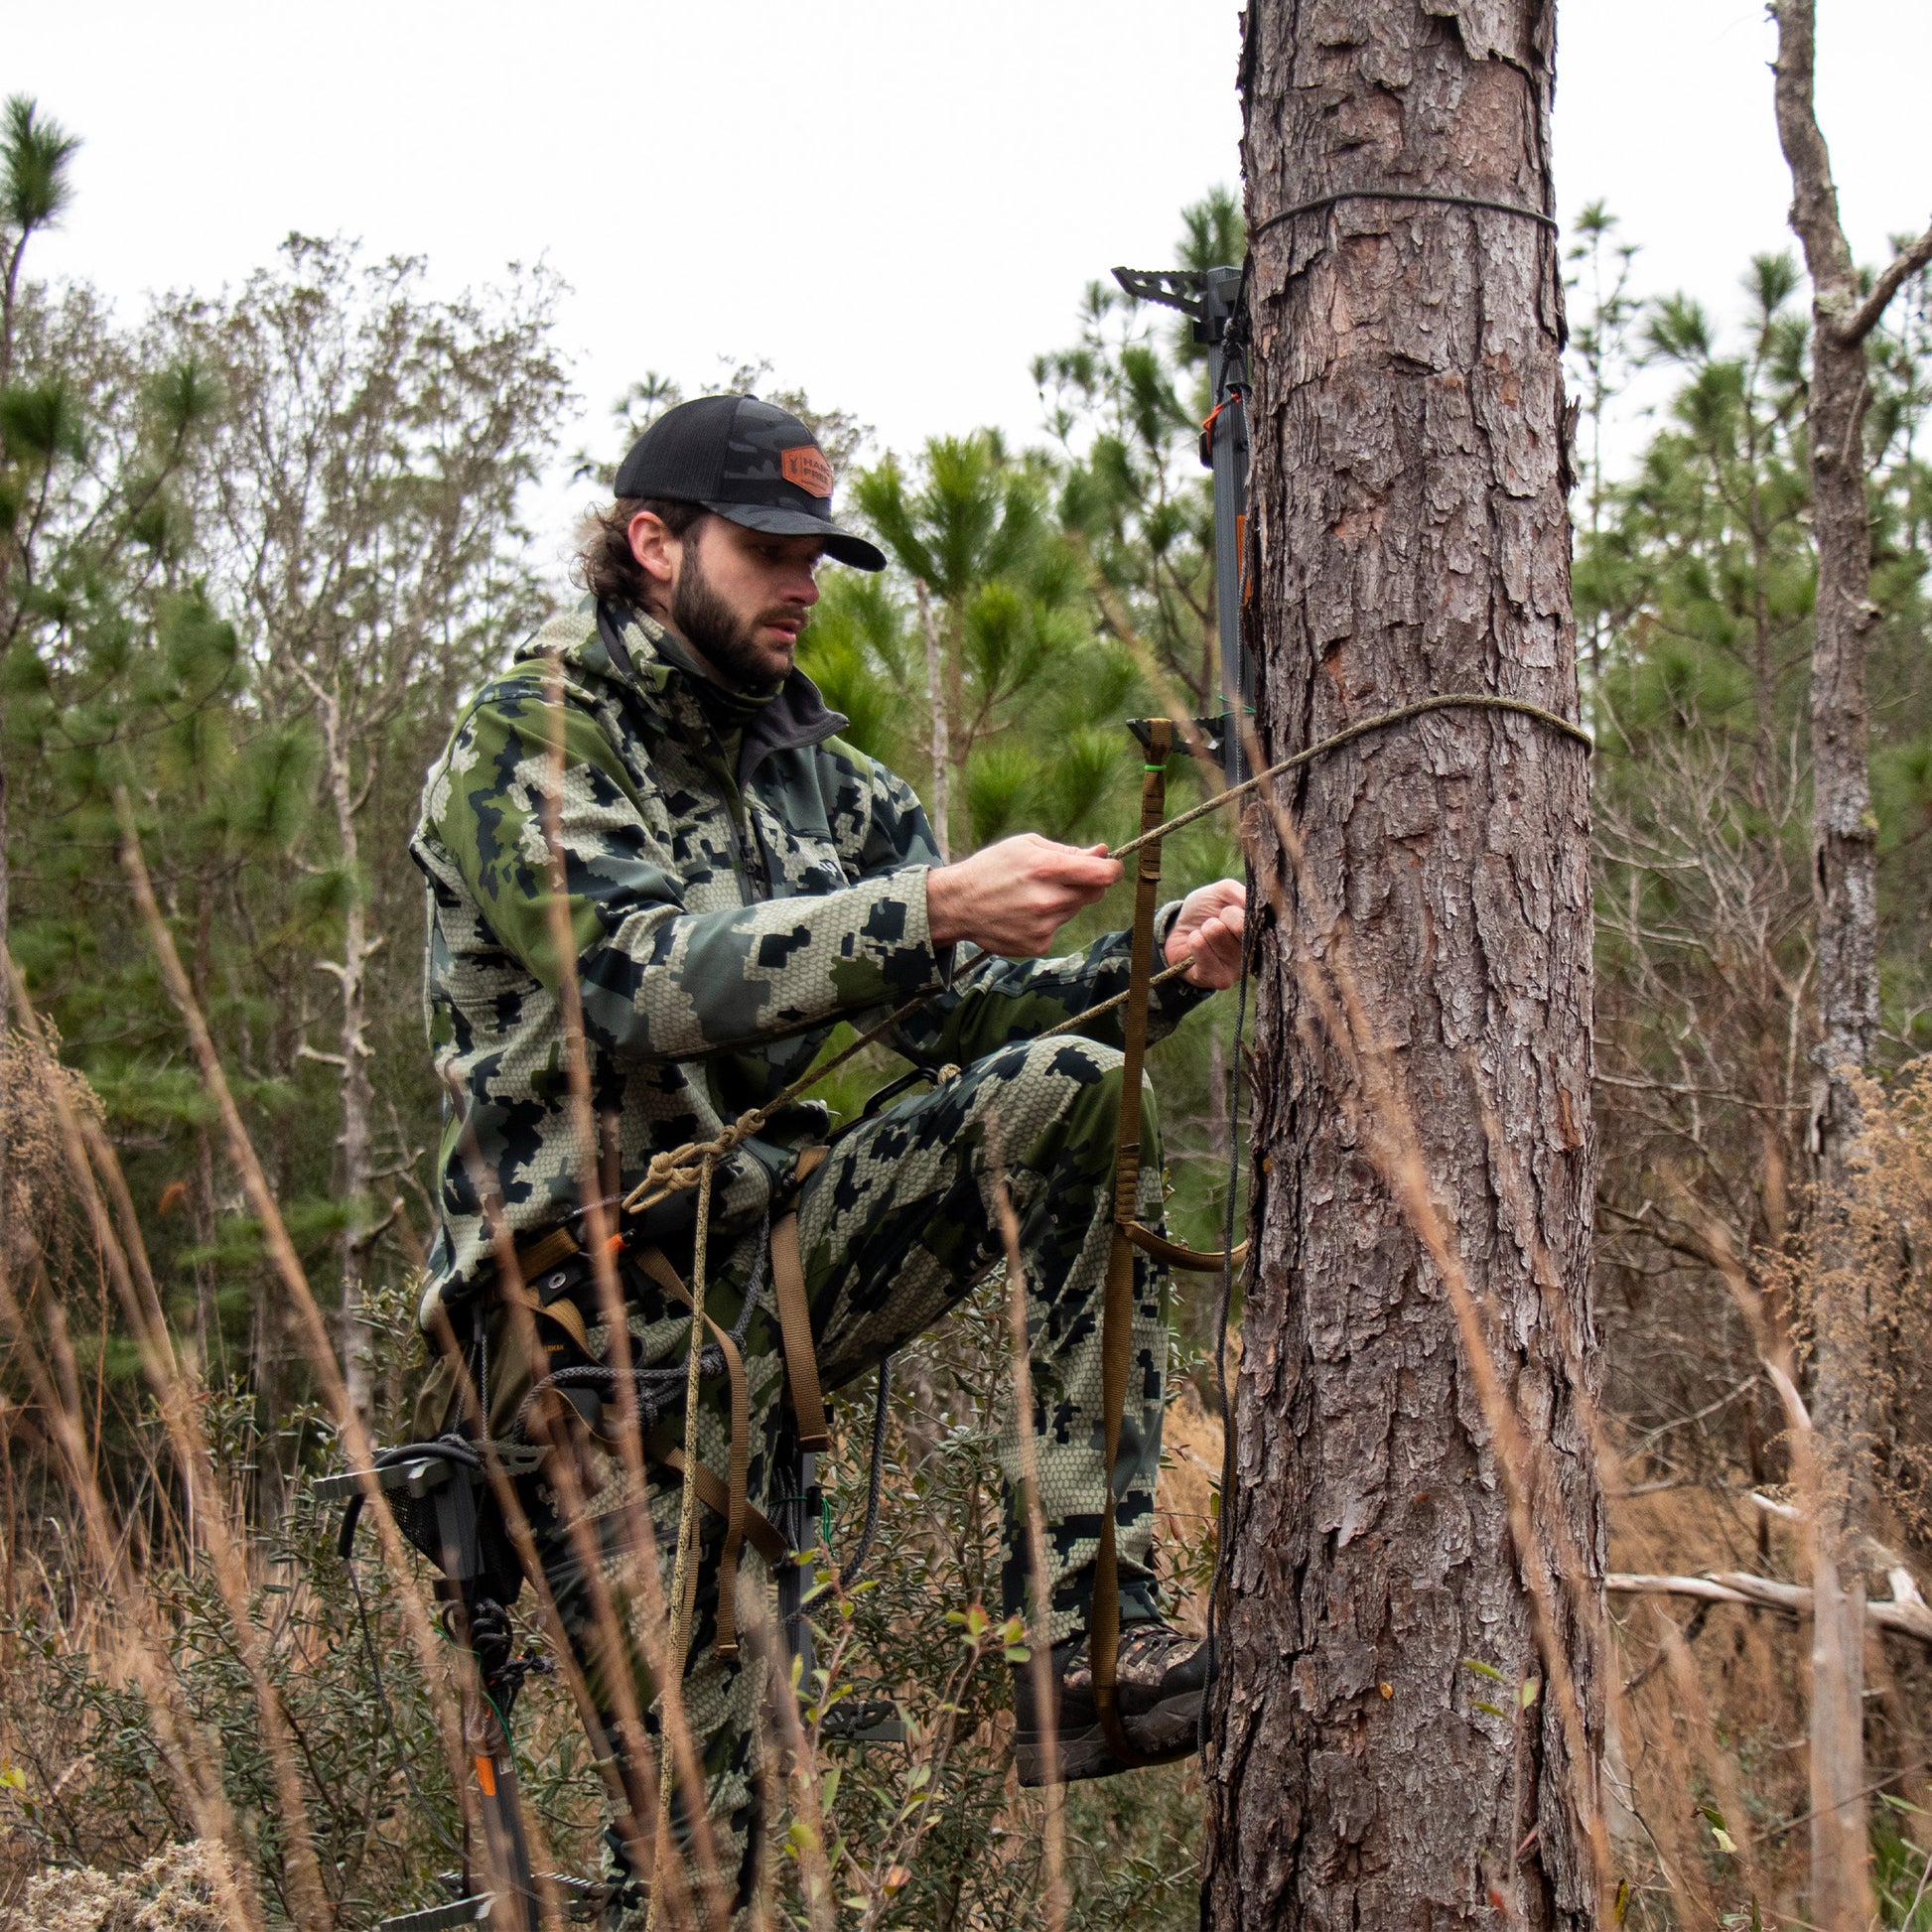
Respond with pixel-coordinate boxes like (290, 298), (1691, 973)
(1250, 187), (1558, 245)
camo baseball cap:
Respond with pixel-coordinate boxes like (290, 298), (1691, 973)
(614, 394), (886, 572)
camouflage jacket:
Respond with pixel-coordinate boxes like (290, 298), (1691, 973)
(410, 598), (1209, 1318)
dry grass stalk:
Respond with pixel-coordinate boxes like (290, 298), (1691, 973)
(0, 1259), (263, 1931)
(110, 788), (483, 1869)
(3, 957), (331, 1932)
(537, 656), (721, 1925)
(1101, 633), (1614, 1909)
(987, 1146), (1068, 1932)
(753, 1589), (839, 1932)
(1234, 716), (1617, 1918)
(444, 1125), (685, 1920)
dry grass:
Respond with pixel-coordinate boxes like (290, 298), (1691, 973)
(11, 754), (1932, 1930)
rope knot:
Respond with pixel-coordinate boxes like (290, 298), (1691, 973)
(620, 1107), (772, 1218)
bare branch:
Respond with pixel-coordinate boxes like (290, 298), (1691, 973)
(1840, 222), (1932, 347)
(1608, 1572), (1932, 1646)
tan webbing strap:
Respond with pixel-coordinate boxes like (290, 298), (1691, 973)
(514, 1223), (583, 1282)
(1125, 1225), (1252, 1274)
(770, 1145), (831, 1453)
(634, 1245), (754, 1660)
(496, 1279), (593, 1358)
(1092, 719), (1173, 1766)
(658, 1449), (788, 1569)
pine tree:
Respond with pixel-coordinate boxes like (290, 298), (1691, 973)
(1205, 3), (1603, 1924)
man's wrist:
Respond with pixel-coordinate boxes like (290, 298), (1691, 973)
(926, 861), (965, 948)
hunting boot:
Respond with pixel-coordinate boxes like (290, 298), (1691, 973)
(1012, 1618), (1208, 1785)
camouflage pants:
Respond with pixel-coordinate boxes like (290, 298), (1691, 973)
(522, 1032), (1173, 1922)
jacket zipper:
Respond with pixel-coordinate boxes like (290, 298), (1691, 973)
(714, 768), (765, 905)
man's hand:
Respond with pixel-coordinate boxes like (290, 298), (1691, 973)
(926, 836), (1122, 957)
(1165, 879), (1247, 988)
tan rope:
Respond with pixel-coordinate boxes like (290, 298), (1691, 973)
(618, 693), (1590, 1219)
(648, 1154), (716, 1932)
(620, 994), (930, 1218)
(1111, 692), (1592, 860)
(1034, 958), (1198, 1040)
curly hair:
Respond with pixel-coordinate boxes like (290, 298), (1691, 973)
(572, 496), (706, 610)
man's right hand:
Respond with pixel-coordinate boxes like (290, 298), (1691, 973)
(926, 835), (1122, 958)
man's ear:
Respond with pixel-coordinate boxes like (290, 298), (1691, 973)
(626, 510), (683, 592)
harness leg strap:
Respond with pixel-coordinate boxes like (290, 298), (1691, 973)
(771, 1145), (831, 1453)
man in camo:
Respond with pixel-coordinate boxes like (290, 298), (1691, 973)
(410, 394), (1247, 1923)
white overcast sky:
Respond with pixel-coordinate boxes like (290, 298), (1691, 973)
(9, 1), (1931, 573)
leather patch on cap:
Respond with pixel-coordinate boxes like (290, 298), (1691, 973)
(780, 445), (834, 498)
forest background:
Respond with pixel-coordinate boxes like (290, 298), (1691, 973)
(3, 43), (1932, 1932)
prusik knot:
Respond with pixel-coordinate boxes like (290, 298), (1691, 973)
(621, 1107), (769, 1218)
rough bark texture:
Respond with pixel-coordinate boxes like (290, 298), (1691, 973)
(1205, 3), (1602, 1926)
(1768, 6), (1932, 1919)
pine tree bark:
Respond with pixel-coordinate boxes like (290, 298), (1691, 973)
(1206, 3), (1602, 1926)
(1769, 8), (1932, 1921)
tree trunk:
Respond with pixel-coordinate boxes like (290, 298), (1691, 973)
(191, 872), (219, 1375)
(1206, 3), (1602, 1927)
(916, 578), (952, 861)
(1768, 6), (1932, 1919)
(317, 691), (378, 1429)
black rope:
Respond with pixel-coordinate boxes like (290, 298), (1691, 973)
(346, 1547), (464, 1857)
(833, 1356), (892, 1587)
(1252, 188), (1558, 246)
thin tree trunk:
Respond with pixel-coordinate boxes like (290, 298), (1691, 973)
(915, 578), (952, 861)
(945, 601), (967, 821)
(1768, 7), (1932, 1920)
(0, 744), (10, 1291)
(191, 872), (218, 1375)
(317, 692), (378, 1429)
(1207, 3), (1601, 1926)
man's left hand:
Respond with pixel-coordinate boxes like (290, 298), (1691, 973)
(1165, 879), (1248, 989)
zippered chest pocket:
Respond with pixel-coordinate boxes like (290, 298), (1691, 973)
(749, 793), (849, 902)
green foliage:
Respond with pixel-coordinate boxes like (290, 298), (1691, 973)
(14, 137), (1924, 1929)
(1, 96), (79, 240)
(811, 426), (1138, 858)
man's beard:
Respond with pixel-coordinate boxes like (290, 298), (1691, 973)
(671, 538), (801, 689)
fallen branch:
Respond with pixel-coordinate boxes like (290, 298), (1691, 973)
(1607, 1572), (1932, 1645)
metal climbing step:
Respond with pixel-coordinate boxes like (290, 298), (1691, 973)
(377, 1897), (495, 1932)
(378, 1873), (609, 1930)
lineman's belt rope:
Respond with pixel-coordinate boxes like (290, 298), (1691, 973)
(616, 692), (1591, 1222)
(548, 695), (1591, 1747)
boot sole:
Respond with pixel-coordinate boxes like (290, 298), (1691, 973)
(1014, 1693), (1201, 1787)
